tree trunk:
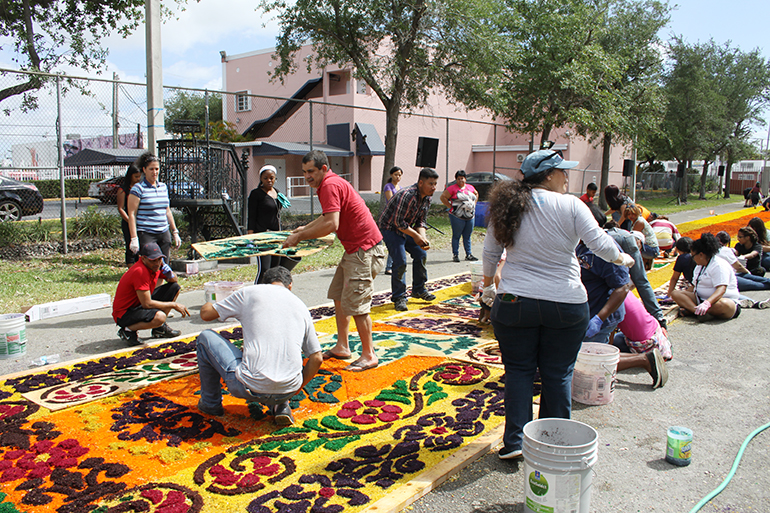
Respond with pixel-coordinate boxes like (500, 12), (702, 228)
(699, 160), (710, 200)
(598, 132), (612, 211)
(724, 148), (734, 199)
(539, 124), (552, 148)
(380, 99), (401, 206)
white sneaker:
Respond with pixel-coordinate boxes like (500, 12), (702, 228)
(738, 298), (755, 309)
(757, 298), (770, 309)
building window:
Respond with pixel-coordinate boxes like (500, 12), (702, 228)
(236, 91), (251, 112)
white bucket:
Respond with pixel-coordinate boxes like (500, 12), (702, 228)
(523, 418), (598, 513)
(469, 261), (484, 294)
(0, 313), (27, 359)
(203, 281), (244, 303)
(572, 342), (620, 406)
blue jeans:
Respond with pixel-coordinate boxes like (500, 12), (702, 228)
(761, 253), (770, 273)
(607, 229), (663, 322)
(736, 273), (770, 291)
(449, 214), (474, 257)
(491, 296), (589, 452)
(382, 228), (428, 301)
(196, 330), (295, 411)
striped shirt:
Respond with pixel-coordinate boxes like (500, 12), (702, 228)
(131, 178), (170, 234)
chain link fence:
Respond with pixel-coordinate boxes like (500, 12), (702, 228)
(1, 68), (604, 235)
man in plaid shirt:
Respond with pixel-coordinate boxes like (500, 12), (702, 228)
(379, 167), (439, 311)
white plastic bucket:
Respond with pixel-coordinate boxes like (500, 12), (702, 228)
(523, 418), (598, 513)
(572, 342), (620, 406)
(469, 261), (484, 294)
(203, 281), (244, 303)
(0, 313), (27, 359)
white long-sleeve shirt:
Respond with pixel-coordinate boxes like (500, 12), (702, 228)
(482, 188), (621, 304)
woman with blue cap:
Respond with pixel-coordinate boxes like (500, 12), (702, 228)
(480, 149), (634, 460)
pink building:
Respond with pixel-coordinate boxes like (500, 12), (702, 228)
(221, 45), (629, 197)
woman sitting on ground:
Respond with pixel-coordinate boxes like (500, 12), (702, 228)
(671, 233), (741, 320)
(747, 217), (770, 272)
(667, 237), (695, 298)
(624, 204), (659, 264)
(613, 293), (671, 389)
(734, 226), (764, 276)
(650, 215), (680, 258)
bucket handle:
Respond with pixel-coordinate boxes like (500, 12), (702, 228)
(582, 456), (598, 476)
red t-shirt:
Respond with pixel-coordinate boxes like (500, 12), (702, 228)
(112, 260), (159, 322)
(316, 171), (382, 253)
(579, 193), (594, 204)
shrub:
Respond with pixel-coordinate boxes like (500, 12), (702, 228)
(35, 179), (96, 199)
(70, 206), (121, 239)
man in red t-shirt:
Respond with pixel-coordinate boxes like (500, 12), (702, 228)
(284, 150), (385, 372)
(112, 242), (190, 345)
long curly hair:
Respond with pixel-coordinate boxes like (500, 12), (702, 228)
(748, 217), (767, 244)
(487, 170), (552, 248)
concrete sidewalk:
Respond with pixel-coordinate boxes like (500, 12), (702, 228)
(1, 200), (746, 376)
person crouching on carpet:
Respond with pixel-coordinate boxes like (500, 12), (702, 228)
(195, 266), (323, 426)
(112, 242), (190, 345)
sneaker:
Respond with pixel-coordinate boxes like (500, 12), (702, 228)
(739, 298), (756, 309)
(273, 402), (295, 426)
(197, 400), (224, 417)
(411, 290), (436, 301)
(498, 446), (523, 460)
(657, 317), (667, 330)
(394, 298), (408, 311)
(647, 348), (668, 389)
(452, 255), (460, 263)
(151, 323), (181, 339)
(117, 327), (139, 345)
(756, 298), (770, 309)
(465, 254), (478, 261)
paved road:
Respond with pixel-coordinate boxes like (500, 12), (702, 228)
(39, 198), (115, 220)
(6, 199), (768, 512)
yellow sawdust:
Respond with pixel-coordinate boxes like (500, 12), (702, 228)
(312, 281), (473, 334)
(157, 447), (187, 464)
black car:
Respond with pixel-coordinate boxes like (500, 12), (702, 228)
(0, 176), (44, 221)
(446, 172), (513, 201)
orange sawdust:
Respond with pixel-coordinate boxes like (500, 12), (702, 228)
(7, 355), (446, 503)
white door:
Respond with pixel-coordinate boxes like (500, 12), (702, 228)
(265, 158), (286, 193)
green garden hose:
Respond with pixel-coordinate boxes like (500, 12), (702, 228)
(688, 420), (770, 512)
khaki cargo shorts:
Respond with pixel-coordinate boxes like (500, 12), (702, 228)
(327, 242), (386, 316)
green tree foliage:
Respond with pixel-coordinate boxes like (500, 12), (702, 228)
(164, 90), (223, 134)
(0, 0), (183, 108)
(445, 0), (623, 146)
(260, 0), (482, 187)
(642, 39), (770, 201)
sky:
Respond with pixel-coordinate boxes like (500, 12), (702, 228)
(0, 0), (768, 160)
(98, 0), (770, 138)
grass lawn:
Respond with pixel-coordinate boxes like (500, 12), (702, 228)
(0, 191), (736, 315)
(635, 192), (740, 215)
(0, 214), (485, 314)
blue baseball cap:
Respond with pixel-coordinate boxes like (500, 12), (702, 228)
(521, 150), (579, 179)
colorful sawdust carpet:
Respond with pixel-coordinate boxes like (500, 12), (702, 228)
(0, 275), (517, 513)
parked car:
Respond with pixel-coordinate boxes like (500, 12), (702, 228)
(0, 176), (44, 221)
(446, 172), (513, 201)
(168, 181), (205, 199)
(88, 176), (123, 204)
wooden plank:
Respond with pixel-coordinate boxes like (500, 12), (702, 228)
(362, 403), (540, 513)
(192, 231), (335, 261)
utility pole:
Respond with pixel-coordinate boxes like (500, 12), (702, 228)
(112, 72), (119, 149)
(145, 0), (163, 153)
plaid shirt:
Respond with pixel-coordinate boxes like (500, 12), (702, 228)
(378, 184), (431, 237)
